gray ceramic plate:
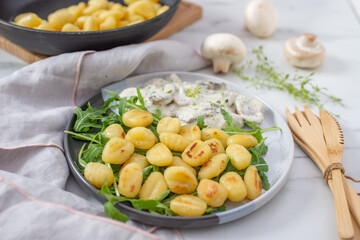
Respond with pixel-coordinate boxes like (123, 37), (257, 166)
(64, 71), (294, 228)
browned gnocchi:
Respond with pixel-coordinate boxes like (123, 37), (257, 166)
(170, 195), (207, 217)
(102, 137), (134, 164)
(13, 0), (170, 31)
(182, 140), (211, 167)
(84, 162), (114, 188)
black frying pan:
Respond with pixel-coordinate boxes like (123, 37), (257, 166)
(0, 0), (180, 55)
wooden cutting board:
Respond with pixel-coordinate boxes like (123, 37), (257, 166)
(0, 1), (202, 64)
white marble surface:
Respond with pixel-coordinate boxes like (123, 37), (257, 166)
(1, 0), (360, 239)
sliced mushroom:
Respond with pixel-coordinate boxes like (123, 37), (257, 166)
(144, 84), (175, 105)
(284, 33), (326, 69)
(195, 81), (227, 91)
(235, 95), (264, 124)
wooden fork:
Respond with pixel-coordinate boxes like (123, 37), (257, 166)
(285, 104), (354, 240)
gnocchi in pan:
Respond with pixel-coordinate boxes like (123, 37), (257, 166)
(13, 0), (169, 31)
(70, 76), (275, 219)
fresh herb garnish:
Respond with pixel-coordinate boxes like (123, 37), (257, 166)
(196, 116), (207, 130)
(234, 46), (343, 109)
(185, 87), (201, 98)
(220, 109), (280, 140)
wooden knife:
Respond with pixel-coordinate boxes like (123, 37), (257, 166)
(320, 110), (354, 239)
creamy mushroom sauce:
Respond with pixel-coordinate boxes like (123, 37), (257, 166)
(119, 74), (264, 129)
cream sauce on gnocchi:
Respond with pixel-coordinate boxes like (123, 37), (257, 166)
(119, 74), (264, 129)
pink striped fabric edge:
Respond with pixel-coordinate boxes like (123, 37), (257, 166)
(72, 50), (96, 107)
(0, 143), (64, 153)
(0, 176), (163, 240)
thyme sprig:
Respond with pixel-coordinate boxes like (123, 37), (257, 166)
(234, 46), (343, 109)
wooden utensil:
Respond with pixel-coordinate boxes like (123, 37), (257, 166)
(291, 131), (360, 239)
(319, 110), (360, 225)
(285, 104), (354, 239)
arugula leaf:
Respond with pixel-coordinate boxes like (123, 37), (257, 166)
(248, 138), (270, 190)
(65, 131), (100, 144)
(205, 204), (226, 215)
(103, 95), (119, 108)
(258, 171), (270, 190)
(142, 165), (158, 184)
(101, 112), (121, 131)
(73, 103), (106, 132)
(220, 109), (236, 129)
(99, 182), (176, 217)
(156, 190), (171, 201)
(220, 157), (246, 178)
(248, 138), (268, 172)
(131, 199), (158, 211)
(82, 144), (103, 164)
(104, 201), (129, 222)
(118, 98), (128, 116)
(196, 116), (207, 130)
(136, 87), (145, 108)
(244, 121), (260, 130)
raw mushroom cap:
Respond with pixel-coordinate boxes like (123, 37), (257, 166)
(284, 33), (326, 69)
(201, 33), (246, 73)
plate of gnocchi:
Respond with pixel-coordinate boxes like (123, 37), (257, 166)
(64, 71), (294, 228)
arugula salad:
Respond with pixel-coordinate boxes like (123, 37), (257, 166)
(65, 79), (280, 222)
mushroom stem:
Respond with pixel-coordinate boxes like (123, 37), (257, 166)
(212, 57), (231, 73)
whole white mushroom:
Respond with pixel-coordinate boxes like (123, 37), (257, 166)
(244, 0), (278, 38)
(284, 33), (326, 69)
(201, 33), (247, 73)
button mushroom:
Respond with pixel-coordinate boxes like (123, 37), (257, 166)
(201, 33), (247, 73)
(284, 33), (326, 69)
(244, 0), (278, 38)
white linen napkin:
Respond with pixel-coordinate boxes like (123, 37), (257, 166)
(0, 40), (208, 239)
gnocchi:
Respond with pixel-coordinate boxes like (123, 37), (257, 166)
(164, 166), (198, 194)
(103, 123), (126, 139)
(139, 172), (168, 200)
(198, 153), (228, 180)
(13, 0), (169, 31)
(146, 143), (173, 166)
(179, 125), (201, 142)
(159, 132), (190, 152)
(244, 165), (262, 200)
(227, 134), (258, 148)
(84, 162), (114, 188)
(201, 128), (229, 148)
(122, 109), (153, 128)
(220, 172), (247, 202)
(122, 153), (149, 169)
(205, 138), (225, 158)
(169, 156), (197, 176)
(157, 117), (181, 134)
(226, 144), (252, 170)
(48, 9), (75, 31)
(118, 163), (143, 198)
(125, 127), (156, 149)
(182, 140), (211, 167)
(197, 179), (228, 207)
(170, 195), (207, 217)
(102, 137), (134, 164)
